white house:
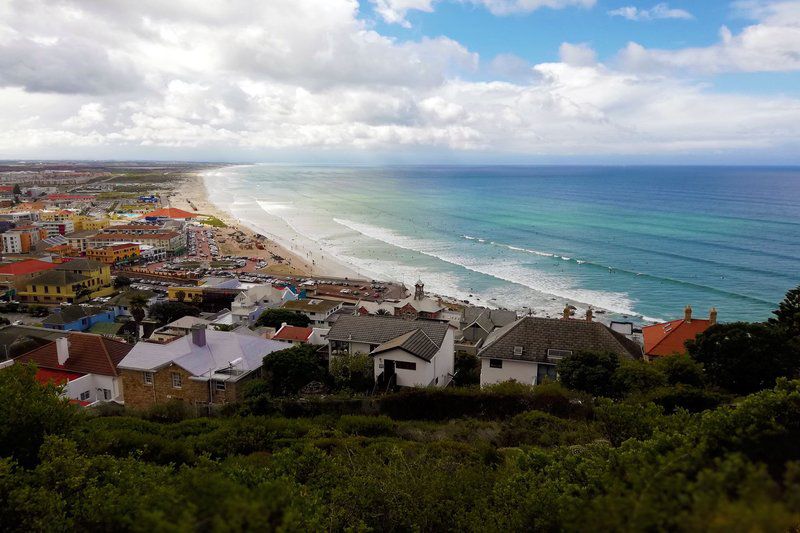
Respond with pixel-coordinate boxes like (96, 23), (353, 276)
(326, 314), (454, 389)
(478, 314), (643, 387)
(14, 332), (133, 404)
(282, 298), (343, 326)
(230, 284), (301, 325)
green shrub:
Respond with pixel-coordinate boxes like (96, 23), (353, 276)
(653, 354), (705, 387)
(499, 410), (600, 447)
(644, 385), (727, 413)
(611, 359), (667, 397)
(594, 399), (664, 446)
(337, 415), (395, 437)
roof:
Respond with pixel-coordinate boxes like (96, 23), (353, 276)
(327, 314), (449, 349)
(272, 325), (313, 342)
(478, 317), (642, 362)
(0, 259), (57, 276)
(35, 367), (86, 385)
(643, 319), (712, 357)
(45, 194), (95, 200)
(282, 298), (341, 313)
(89, 242), (139, 251)
(92, 232), (179, 240)
(88, 322), (124, 335)
(55, 258), (105, 271)
(371, 328), (440, 361)
(462, 307), (518, 331)
(140, 207), (195, 219)
(66, 230), (99, 239)
(106, 289), (157, 307)
(16, 332), (133, 377)
(166, 316), (212, 329)
(118, 329), (287, 380)
(0, 325), (67, 360)
(104, 224), (162, 231)
(26, 269), (89, 286)
(43, 305), (111, 325)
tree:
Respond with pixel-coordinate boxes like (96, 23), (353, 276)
(453, 351), (480, 386)
(128, 293), (149, 339)
(175, 290), (186, 303)
(652, 354), (705, 387)
(687, 322), (800, 394)
(611, 359), (667, 398)
(0, 364), (77, 466)
(12, 184), (21, 196)
(113, 276), (132, 289)
(557, 351), (620, 397)
(329, 352), (374, 392)
(255, 308), (311, 329)
(261, 344), (328, 396)
(148, 301), (199, 325)
(771, 284), (800, 334)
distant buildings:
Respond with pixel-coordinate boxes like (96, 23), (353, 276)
(282, 298), (343, 326)
(42, 305), (119, 332)
(18, 259), (113, 304)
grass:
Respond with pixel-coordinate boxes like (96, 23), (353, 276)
(199, 215), (227, 228)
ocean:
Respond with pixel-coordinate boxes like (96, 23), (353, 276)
(202, 165), (800, 324)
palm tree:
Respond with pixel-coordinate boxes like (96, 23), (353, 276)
(128, 293), (149, 340)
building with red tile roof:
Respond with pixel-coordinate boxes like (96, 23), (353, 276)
(272, 324), (313, 344)
(0, 258), (58, 291)
(642, 306), (717, 360)
(15, 332), (132, 404)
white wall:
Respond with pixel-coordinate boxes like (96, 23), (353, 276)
(374, 349), (434, 387)
(479, 358), (538, 387)
(64, 374), (122, 403)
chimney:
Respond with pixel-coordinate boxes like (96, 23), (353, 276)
(563, 304), (571, 320)
(586, 308), (593, 323)
(709, 307), (717, 325)
(191, 324), (207, 347)
(56, 337), (69, 365)
(684, 305), (692, 323)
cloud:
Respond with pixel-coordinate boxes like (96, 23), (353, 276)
(371, 0), (594, 26)
(608, 3), (693, 21)
(617, 1), (800, 73)
(370, 0), (436, 27)
(0, 0), (799, 161)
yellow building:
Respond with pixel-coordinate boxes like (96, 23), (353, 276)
(167, 285), (204, 303)
(86, 243), (140, 264)
(39, 210), (74, 222)
(18, 258), (114, 304)
(75, 216), (110, 231)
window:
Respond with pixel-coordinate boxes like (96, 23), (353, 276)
(547, 348), (573, 359)
(537, 363), (558, 384)
(395, 361), (416, 371)
(143, 371), (153, 385)
(489, 358), (503, 369)
(79, 391), (91, 401)
(214, 380), (226, 391)
(513, 346), (524, 356)
(171, 372), (182, 388)
(102, 389), (112, 400)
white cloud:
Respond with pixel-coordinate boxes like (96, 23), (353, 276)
(0, 0), (798, 161)
(608, 3), (693, 21)
(617, 2), (800, 73)
(371, 0), (594, 26)
(371, 0), (436, 27)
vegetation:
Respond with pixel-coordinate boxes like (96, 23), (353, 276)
(255, 308), (311, 329)
(260, 344), (328, 396)
(147, 301), (200, 325)
(113, 275), (132, 288)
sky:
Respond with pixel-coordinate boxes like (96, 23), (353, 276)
(1, 0), (800, 164)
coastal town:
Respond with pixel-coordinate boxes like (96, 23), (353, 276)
(0, 162), (723, 409)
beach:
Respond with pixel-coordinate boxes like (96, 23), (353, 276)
(166, 172), (361, 280)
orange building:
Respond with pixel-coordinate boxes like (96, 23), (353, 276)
(642, 305), (717, 360)
(1, 225), (48, 254)
(86, 243), (141, 264)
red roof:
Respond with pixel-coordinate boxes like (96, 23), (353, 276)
(643, 318), (713, 357)
(140, 207), (195, 219)
(45, 194), (95, 200)
(35, 367), (86, 385)
(0, 259), (58, 276)
(272, 325), (313, 342)
(16, 332), (133, 377)
(0, 186), (14, 193)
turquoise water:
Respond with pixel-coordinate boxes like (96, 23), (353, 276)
(204, 165), (800, 323)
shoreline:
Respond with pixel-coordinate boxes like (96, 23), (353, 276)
(167, 171), (362, 280)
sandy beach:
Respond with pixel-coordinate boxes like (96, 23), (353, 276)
(166, 172), (361, 280)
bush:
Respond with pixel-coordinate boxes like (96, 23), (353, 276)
(611, 359), (667, 397)
(147, 301), (199, 325)
(499, 410), (600, 447)
(141, 400), (192, 423)
(453, 352), (481, 386)
(653, 354), (705, 387)
(643, 385), (727, 413)
(337, 415), (395, 437)
(594, 399), (664, 446)
(261, 344), (329, 397)
(329, 352), (374, 393)
(558, 351), (620, 397)
(255, 309), (311, 329)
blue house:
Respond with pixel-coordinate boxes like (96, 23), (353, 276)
(42, 305), (119, 332)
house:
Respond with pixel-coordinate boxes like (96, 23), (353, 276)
(42, 305), (119, 332)
(149, 316), (212, 343)
(642, 306), (716, 361)
(88, 231), (184, 254)
(15, 332), (132, 404)
(271, 324), (329, 346)
(117, 325), (287, 410)
(456, 307), (518, 355)
(0, 259), (58, 293)
(65, 230), (99, 252)
(107, 289), (159, 318)
(356, 281), (460, 322)
(282, 298), (343, 326)
(139, 207), (196, 221)
(86, 243), (141, 264)
(1, 226), (48, 254)
(326, 315), (455, 389)
(36, 219), (75, 237)
(478, 312), (643, 387)
(0, 325), (67, 361)
(18, 258), (113, 304)
(229, 284), (301, 325)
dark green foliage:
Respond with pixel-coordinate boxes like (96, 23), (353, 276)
(771, 284), (800, 334)
(453, 351), (481, 386)
(329, 352), (373, 392)
(27, 305), (48, 318)
(644, 385), (727, 413)
(594, 399), (666, 446)
(112, 275), (131, 288)
(0, 364), (77, 467)
(611, 359), (667, 397)
(688, 322), (800, 394)
(255, 308), (311, 329)
(499, 410), (600, 447)
(557, 351), (620, 397)
(653, 354), (706, 387)
(337, 415), (395, 437)
(147, 301), (199, 325)
(261, 344), (328, 396)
